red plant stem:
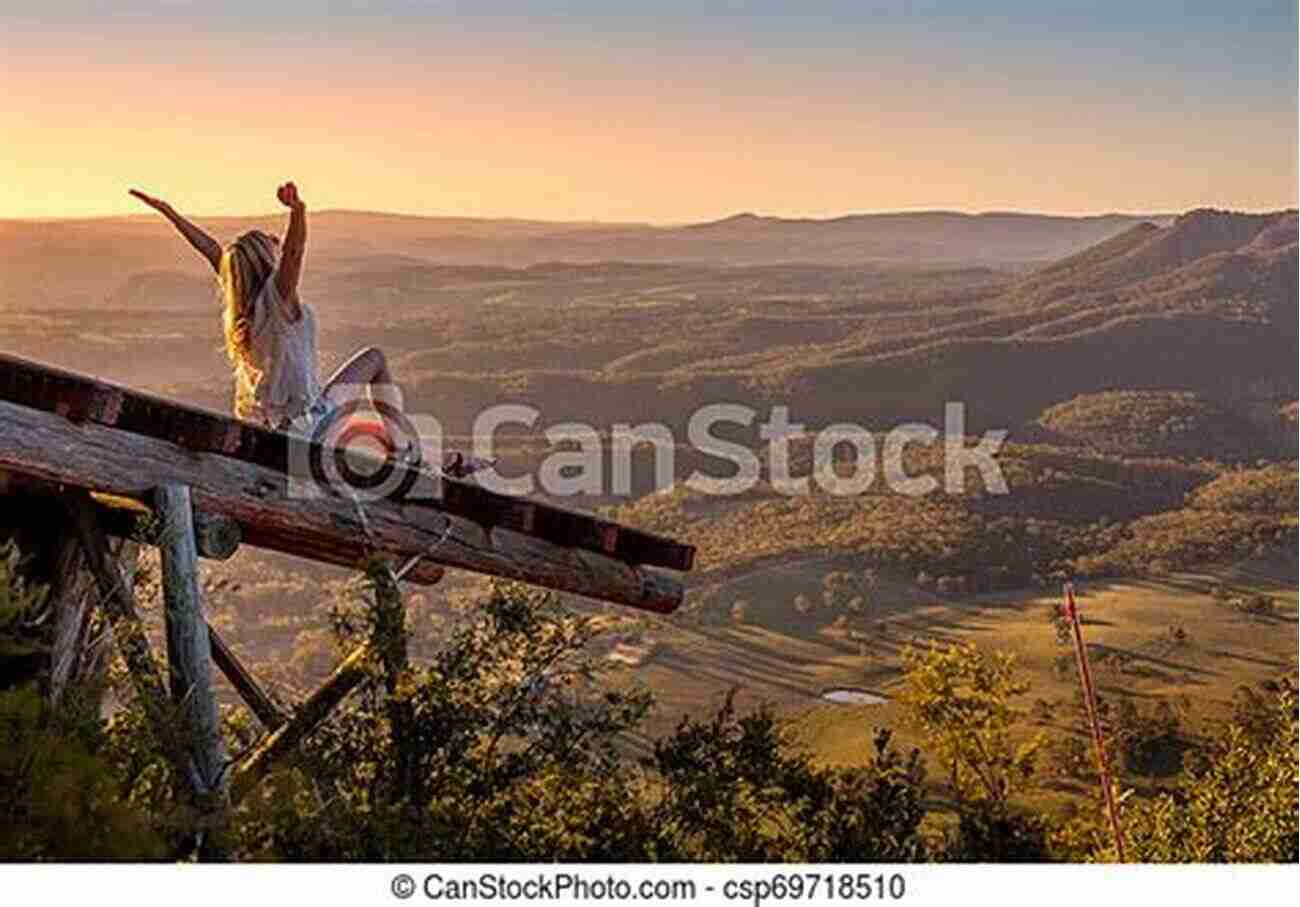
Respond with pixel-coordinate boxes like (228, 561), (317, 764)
(1065, 582), (1127, 862)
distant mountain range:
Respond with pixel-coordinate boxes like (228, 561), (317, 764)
(755, 207), (1298, 439)
(0, 209), (1171, 310)
(1007, 208), (1297, 310)
(276, 208), (1174, 267)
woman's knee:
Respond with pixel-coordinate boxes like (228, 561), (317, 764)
(324, 346), (389, 394)
(341, 346), (388, 381)
(354, 345), (386, 371)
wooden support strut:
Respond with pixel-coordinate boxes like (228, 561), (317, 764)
(65, 487), (338, 812)
(207, 625), (285, 730)
(46, 528), (111, 709)
(155, 484), (229, 855)
(63, 491), (193, 785)
(229, 642), (373, 805)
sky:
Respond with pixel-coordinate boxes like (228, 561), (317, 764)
(2, 1), (1296, 221)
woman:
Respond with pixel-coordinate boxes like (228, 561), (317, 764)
(129, 183), (421, 464)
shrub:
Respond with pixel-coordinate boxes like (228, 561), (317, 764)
(898, 641), (1043, 805)
(943, 803), (1053, 862)
(1122, 682), (1298, 862)
(0, 541), (163, 860)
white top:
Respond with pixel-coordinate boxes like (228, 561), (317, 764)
(243, 278), (322, 428)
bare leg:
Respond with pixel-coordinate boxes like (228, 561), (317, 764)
(320, 346), (412, 455)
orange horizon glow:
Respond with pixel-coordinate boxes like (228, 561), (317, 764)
(4, 11), (1295, 222)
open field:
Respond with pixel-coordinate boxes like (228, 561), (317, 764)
(787, 557), (1297, 814)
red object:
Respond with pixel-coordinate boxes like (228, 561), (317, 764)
(333, 413), (394, 453)
(1063, 582), (1127, 862)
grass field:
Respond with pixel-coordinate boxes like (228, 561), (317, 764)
(537, 552), (1297, 819)
(780, 556), (1297, 816)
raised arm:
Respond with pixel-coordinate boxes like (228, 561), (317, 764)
(128, 189), (223, 273)
(273, 182), (306, 318)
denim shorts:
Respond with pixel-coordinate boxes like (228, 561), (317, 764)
(279, 396), (338, 439)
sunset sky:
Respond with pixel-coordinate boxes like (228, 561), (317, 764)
(3, 1), (1296, 221)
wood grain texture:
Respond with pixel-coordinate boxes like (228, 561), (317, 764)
(0, 401), (682, 612)
(155, 484), (227, 802)
(0, 353), (695, 572)
(64, 492), (190, 779)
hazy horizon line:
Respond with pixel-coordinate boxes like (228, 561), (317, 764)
(9, 203), (1296, 228)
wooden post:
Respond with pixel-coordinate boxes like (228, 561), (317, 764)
(1063, 582), (1126, 862)
(47, 531), (139, 711)
(154, 484), (228, 857)
(46, 532), (92, 707)
(0, 482), (115, 703)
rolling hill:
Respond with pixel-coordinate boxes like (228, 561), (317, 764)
(0, 207), (1160, 312)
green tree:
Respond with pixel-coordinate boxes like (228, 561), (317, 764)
(648, 693), (929, 861)
(1121, 680), (1298, 863)
(897, 641), (1043, 805)
(0, 539), (164, 860)
(0, 539), (49, 692)
(234, 579), (935, 863)
(236, 579), (654, 860)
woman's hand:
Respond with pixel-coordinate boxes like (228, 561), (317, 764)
(128, 188), (173, 215)
(276, 182), (305, 210)
(274, 181), (308, 310)
(128, 188), (222, 272)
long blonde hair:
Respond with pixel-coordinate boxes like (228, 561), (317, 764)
(219, 230), (278, 419)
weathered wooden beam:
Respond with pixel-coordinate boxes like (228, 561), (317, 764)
(92, 491), (241, 561)
(207, 624), (285, 731)
(2, 412), (441, 587)
(0, 481), (135, 710)
(47, 529), (100, 709)
(235, 522), (445, 586)
(2, 481), (240, 561)
(155, 484), (228, 821)
(229, 642), (373, 804)
(0, 401), (684, 612)
(0, 352), (695, 572)
(63, 490), (191, 778)
(51, 480), (283, 730)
